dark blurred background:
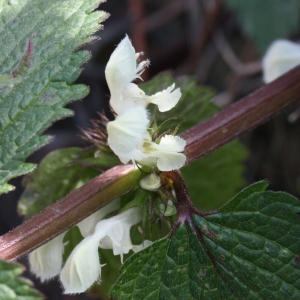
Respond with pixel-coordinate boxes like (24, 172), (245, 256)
(1, 0), (300, 299)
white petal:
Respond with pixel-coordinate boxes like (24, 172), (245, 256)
(157, 135), (186, 152)
(105, 35), (137, 113)
(107, 106), (149, 164)
(96, 207), (142, 263)
(262, 40), (300, 83)
(148, 135), (186, 171)
(149, 83), (181, 112)
(121, 83), (149, 110)
(29, 233), (65, 282)
(60, 234), (102, 294)
(105, 35), (136, 87)
(111, 83), (149, 115)
(156, 152), (186, 171)
(77, 199), (120, 237)
(61, 208), (143, 293)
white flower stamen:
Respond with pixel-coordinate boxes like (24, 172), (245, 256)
(136, 59), (150, 76)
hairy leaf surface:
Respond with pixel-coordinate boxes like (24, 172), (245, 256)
(0, 0), (108, 194)
(111, 182), (300, 299)
(0, 259), (43, 299)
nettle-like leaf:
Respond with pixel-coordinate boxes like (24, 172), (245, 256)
(111, 181), (300, 299)
(0, 259), (43, 299)
(226, 0), (300, 53)
(0, 0), (108, 195)
(142, 73), (248, 210)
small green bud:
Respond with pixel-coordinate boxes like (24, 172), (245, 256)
(159, 199), (176, 216)
(140, 173), (161, 191)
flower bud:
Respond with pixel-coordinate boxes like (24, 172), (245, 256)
(140, 173), (161, 191)
(158, 199), (176, 216)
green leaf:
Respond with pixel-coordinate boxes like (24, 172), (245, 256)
(182, 140), (247, 211)
(226, 0), (300, 52)
(0, 259), (43, 299)
(18, 147), (99, 218)
(0, 0), (108, 195)
(142, 73), (248, 210)
(0, 183), (15, 194)
(111, 182), (300, 299)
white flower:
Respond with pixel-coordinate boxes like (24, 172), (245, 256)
(262, 40), (300, 83)
(77, 199), (120, 237)
(60, 234), (102, 294)
(107, 106), (149, 164)
(29, 233), (66, 282)
(29, 199), (120, 282)
(105, 35), (186, 171)
(105, 35), (181, 116)
(148, 83), (182, 112)
(60, 207), (150, 294)
(107, 110), (186, 170)
(141, 135), (186, 171)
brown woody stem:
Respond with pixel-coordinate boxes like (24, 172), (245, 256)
(182, 65), (300, 163)
(1, 65), (300, 261)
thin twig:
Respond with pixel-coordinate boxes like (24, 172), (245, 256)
(127, 0), (148, 79)
(145, 0), (185, 32)
(179, 0), (223, 73)
(213, 30), (262, 76)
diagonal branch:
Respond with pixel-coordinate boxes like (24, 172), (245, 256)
(1, 65), (300, 261)
(182, 65), (300, 164)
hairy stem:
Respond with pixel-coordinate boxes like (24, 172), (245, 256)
(1, 66), (300, 261)
(182, 65), (300, 164)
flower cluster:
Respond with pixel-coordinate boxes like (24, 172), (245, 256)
(262, 40), (300, 83)
(106, 35), (186, 171)
(29, 200), (150, 293)
(29, 35), (185, 295)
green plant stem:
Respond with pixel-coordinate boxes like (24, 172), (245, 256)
(1, 65), (300, 261)
(0, 165), (139, 260)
